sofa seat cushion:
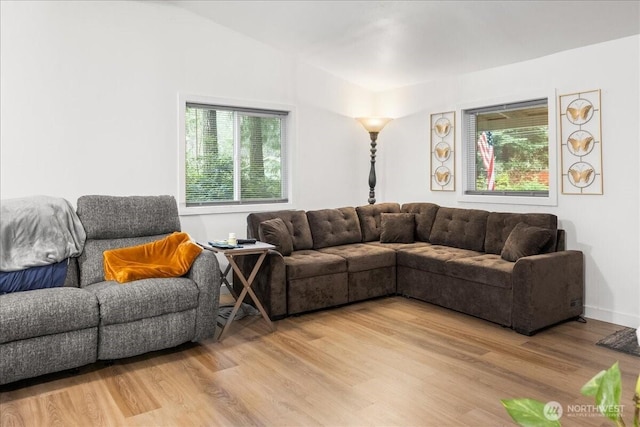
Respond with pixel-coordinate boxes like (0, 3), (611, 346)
(396, 245), (482, 275)
(446, 254), (514, 289)
(319, 243), (396, 273)
(285, 250), (347, 280)
(0, 287), (99, 344)
(83, 278), (199, 326)
(365, 241), (432, 251)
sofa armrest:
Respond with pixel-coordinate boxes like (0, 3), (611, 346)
(233, 250), (287, 320)
(63, 257), (80, 287)
(512, 250), (584, 335)
(187, 250), (220, 341)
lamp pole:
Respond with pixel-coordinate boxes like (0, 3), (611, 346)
(368, 131), (378, 204)
(356, 117), (392, 205)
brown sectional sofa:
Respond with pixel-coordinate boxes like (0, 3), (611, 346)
(236, 202), (584, 335)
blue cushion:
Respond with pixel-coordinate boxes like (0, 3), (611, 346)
(0, 259), (68, 294)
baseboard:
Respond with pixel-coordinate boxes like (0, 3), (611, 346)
(584, 305), (639, 329)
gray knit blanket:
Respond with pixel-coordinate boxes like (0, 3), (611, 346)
(0, 196), (86, 272)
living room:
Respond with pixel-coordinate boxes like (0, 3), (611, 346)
(1, 1), (639, 426)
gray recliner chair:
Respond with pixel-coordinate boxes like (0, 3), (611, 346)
(0, 195), (219, 385)
(76, 195), (219, 360)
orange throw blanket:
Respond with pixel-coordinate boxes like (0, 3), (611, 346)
(103, 232), (203, 284)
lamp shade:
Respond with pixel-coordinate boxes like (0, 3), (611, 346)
(356, 117), (393, 133)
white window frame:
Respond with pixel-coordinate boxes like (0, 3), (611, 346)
(457, 89), (558, 207)
(178, 94), (295, 215)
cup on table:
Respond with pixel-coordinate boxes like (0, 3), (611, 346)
(228, 233), (237, 246)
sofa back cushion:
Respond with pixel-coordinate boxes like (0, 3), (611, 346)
(79, 235), (169, 287)
(500, 223), (555, 262)
(307, 207), (362, 249)
(429, 207), (489, 252)
(76, 195), (183, 287)
(247, 210), (313, 251)
(401, 203), (439, 242)
(356, 203), (401, 242)
(77, 195), (181, 239)
(484, 212), (558, 255)
(380, 213), (415, 243)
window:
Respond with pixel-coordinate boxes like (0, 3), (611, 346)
(462, 98), (551, 200)
(182, 102), (289, 208)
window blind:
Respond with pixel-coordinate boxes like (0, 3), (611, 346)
(185, 103), (289, 206)
(463, 98), (549, 196)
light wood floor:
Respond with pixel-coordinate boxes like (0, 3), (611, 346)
(1, 296), (639, 427)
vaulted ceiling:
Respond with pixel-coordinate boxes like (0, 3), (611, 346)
(164, 1), (640, 91)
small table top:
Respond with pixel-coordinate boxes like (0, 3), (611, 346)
(200, 241), (275, 255)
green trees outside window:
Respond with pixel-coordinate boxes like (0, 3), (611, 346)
(185, 104), (288, 206)
(475, 125), (549, 192)
(465, 99), (550, 196)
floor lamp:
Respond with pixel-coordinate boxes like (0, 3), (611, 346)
(356, 117), (392, 204)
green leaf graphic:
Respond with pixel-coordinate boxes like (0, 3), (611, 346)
(595, 362), (622, 422)
(581, 369), (606, 396)
(501, 398), (562, 427)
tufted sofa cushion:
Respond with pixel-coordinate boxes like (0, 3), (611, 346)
(380, 213), (415, 243)
(429, 207), (489, 252)
(356, 203), (401, 242)
(401, 203), (440, 242)
(247, 210), (314, 251)
(446, 254), (514, 289)
(284, 250), (347, 280)
(396, 245), (482, 275)
(484, 212), (558, 255)
(307, 207), (362, 249)
(320, 243), (396, 272)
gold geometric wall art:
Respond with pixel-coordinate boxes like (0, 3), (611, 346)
(559, 89), (603, 195)
(430, 111), (455, 191)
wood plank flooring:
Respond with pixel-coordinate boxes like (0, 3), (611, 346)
(1, 296), (639, 426)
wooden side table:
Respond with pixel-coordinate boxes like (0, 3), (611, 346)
(203, 241), (276, 341)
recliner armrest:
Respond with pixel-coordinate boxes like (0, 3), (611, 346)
(187, 250), (220, 341)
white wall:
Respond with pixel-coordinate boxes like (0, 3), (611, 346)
(376, 35), (640, 328)
(2, 1), (637, 328)
(0, 1), (373, 244)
